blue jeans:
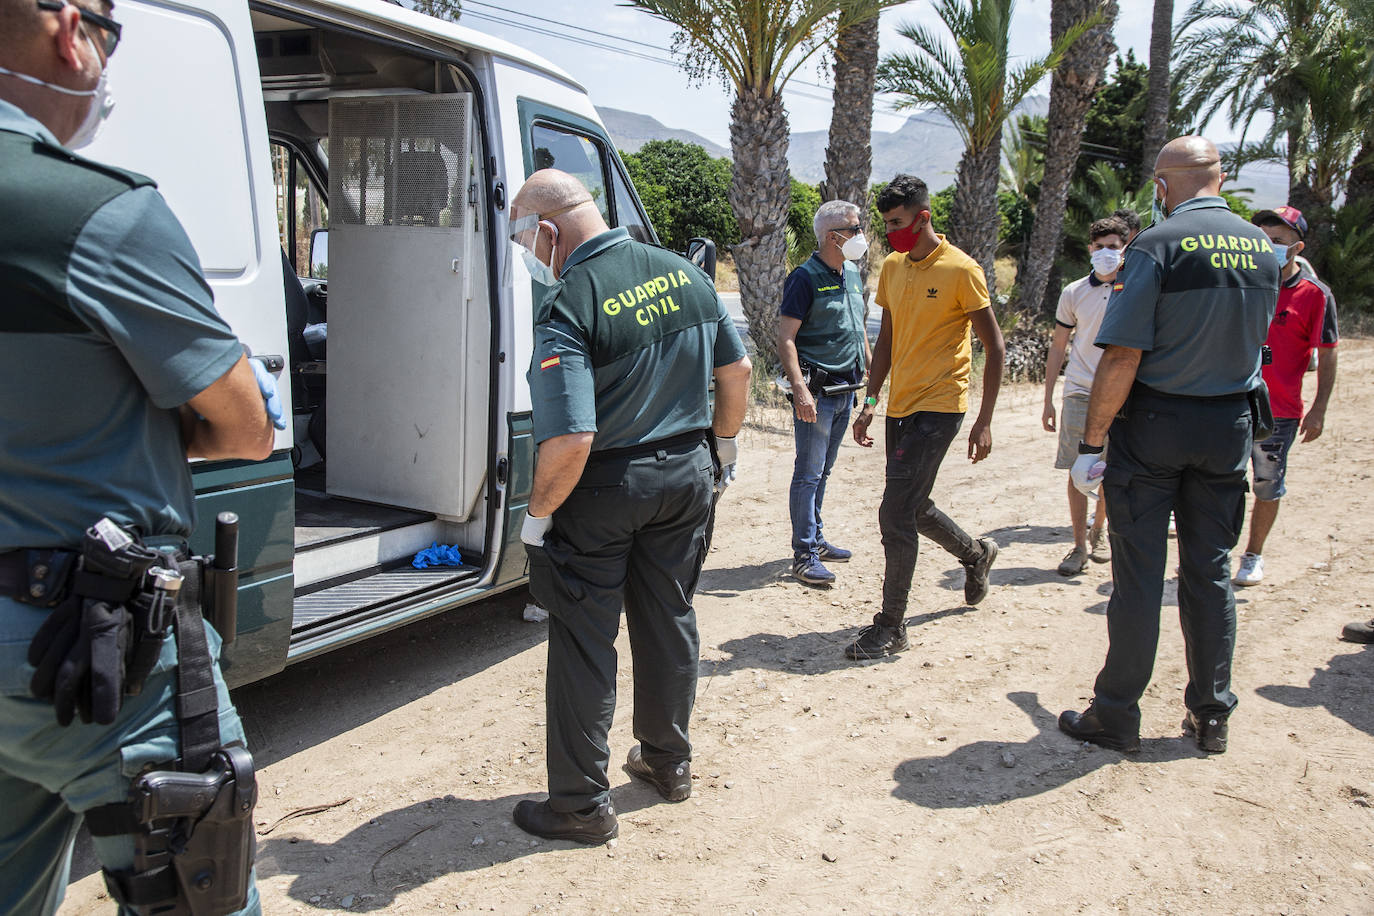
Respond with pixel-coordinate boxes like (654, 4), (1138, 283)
(789, 392), (854, 559)
(1249, 416), (1300, 501)
(0, 610), (260, 916)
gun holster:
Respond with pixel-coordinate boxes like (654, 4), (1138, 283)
(82, 519), (257, 915)
(1248, 381), (1275, 442)
(90, 746), (257, 916)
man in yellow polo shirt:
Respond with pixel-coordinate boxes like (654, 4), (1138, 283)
(846, 174), (1006, 660)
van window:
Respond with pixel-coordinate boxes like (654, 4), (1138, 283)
(271, 141), (328, 275)
(529, 123), (610, 222)
(609, 162), (654, 245)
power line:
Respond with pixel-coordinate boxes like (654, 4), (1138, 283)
(458, 3), (949, 129)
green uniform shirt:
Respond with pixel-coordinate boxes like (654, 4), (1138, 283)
(0, 100), (243, 693)
(528, 229), (746, 449)
(780, 254), (867, 382)
(1095, 196), (1280, 396)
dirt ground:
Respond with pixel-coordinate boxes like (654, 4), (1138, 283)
(63, 341), (1374, 915)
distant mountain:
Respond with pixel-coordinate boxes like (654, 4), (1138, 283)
(600, 97), (1289, 207)
(597, 107), (730, 159)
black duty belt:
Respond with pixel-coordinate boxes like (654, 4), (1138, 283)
(587, 429), (707, 463)
(1133, 382), (1249, 404)
(0, 549), (77, 604)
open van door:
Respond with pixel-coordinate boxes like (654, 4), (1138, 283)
(81, 0), (295, 683)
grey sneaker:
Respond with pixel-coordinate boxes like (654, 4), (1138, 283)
(1089, 526), (1109, 562)
(625, 745), (691, 802)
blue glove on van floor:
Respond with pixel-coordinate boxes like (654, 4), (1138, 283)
(413, 542), (463, 568)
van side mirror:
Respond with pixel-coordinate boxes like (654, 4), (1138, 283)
(685, 237), (716, 284)
(309, 229), (328, 279)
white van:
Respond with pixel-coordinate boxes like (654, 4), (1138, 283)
(85, 0), (709, 685)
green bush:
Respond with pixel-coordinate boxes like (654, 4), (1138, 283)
(621, 140), (739, 253)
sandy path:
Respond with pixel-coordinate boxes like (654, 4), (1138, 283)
(62, 341), (1374, 915)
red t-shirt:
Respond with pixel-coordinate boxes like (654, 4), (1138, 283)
(1261, 275), (1337, 419)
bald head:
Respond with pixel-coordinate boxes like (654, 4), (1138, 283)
(509, 168), (611, 278)
(512, 169), (596, 218)
(1154, 136), (1225, 208)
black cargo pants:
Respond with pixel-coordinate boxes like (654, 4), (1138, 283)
(1092, 386), (1251, 734)
(527, 438), (714, 812)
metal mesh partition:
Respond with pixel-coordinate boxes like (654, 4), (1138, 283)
(328, 93), (471, 229)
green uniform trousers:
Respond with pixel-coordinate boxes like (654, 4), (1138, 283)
(0, 618), (260, 916)
(1092, 386), (1251, 734)
(527, 438), (714, 812)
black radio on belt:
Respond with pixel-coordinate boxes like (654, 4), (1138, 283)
(1261, 345), (1272, 366)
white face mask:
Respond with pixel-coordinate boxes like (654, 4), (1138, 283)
(514, 221), (557, 286)
(0, 34), (114, 149)
(1090, 247), (1122, 276)
(840, 231), (869, 261)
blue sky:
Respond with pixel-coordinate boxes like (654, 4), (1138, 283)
(453, 0), (1260, 148)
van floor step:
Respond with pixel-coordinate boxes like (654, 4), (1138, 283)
(294, 489), (435, 550)
(292, 566), (476, 631)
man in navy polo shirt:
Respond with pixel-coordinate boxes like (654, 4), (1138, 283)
(777, 199), (871, 585)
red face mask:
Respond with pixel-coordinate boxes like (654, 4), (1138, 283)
(886, 216), (924, 254)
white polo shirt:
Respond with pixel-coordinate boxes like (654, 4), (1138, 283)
(1055, 273), (1113, 398)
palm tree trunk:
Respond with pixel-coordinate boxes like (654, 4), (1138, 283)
(1017, 0), (1118, 318)
(1141, 0), (1173, 176)
(729, 85), (791, 374)
(949, 136), (1004, 297)
(821, 15), (880, 287)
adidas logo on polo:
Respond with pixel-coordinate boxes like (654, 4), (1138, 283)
(926, 287), (939, 298)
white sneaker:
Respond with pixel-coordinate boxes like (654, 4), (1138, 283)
(1233, 552), (1264, 586)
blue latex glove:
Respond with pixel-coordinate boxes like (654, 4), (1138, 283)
(412, 542), (464, 568)
(249, 358), (287, 430)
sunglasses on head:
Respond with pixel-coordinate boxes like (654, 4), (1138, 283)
(37, 0), (121, 58)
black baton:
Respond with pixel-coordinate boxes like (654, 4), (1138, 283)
(211, 512), (239, 644)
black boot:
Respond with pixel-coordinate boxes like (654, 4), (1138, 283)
(1058, 703), (1141, 753)
(512, 799), (619, 845)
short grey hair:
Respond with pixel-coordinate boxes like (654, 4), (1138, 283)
(813, 200), (862, 246)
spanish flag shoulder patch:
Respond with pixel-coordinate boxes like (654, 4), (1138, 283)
(540, 355), (561, 370)
(1112, 282), (1125, 291)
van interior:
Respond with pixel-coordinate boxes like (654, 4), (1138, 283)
(251, 5), (493, 642)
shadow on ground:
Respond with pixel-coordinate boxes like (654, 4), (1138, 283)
(706, 607), (978, 679)
(256, 782), (668, 912)
(891, 691), (1202, 809)
(1254, 644), (1374, 738)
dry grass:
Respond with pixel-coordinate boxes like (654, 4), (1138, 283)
(715, 253), (739, 292)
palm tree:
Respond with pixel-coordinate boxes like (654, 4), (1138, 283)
(877, 0), (1091, 295)
(1140, 0), (1173, 174)
(1016, 0), (1117, 318)
(1173, 0), (1341, 220)
(821, 15), (881, 288)
(626, 0), (898, 371)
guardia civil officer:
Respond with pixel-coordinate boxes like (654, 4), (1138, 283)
(777, 199), (872, 586)
(0, 1), (279, 911)
(1059, 136), (1280, 755)
(509, 169), (750, 845)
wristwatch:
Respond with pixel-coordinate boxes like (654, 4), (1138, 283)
(1077, 441), (1104, 455)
